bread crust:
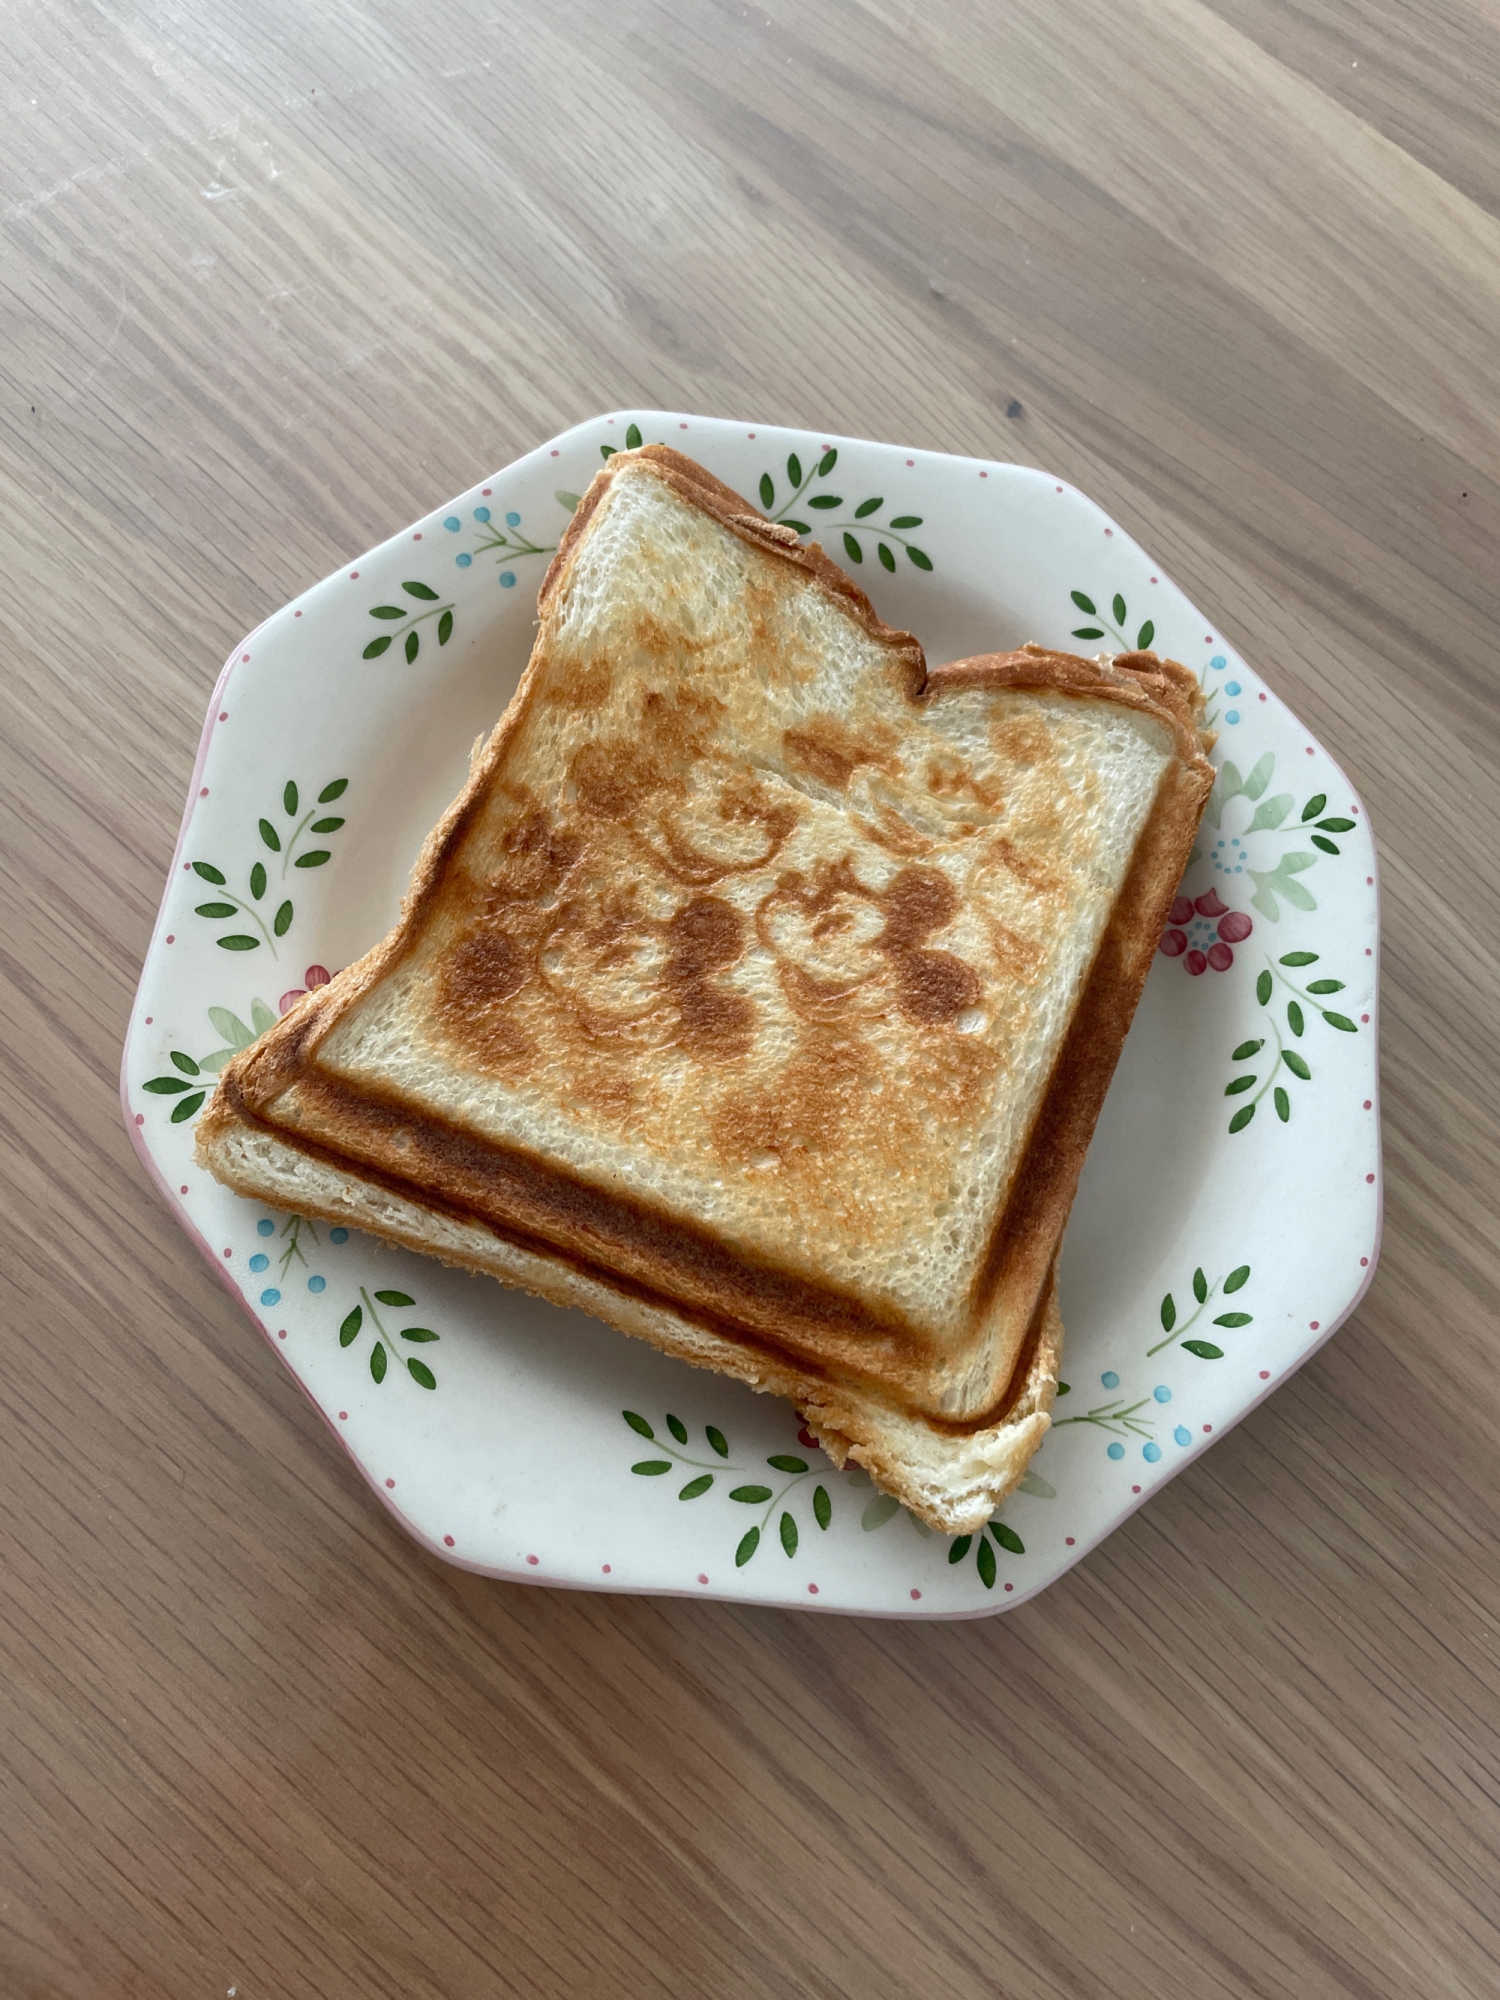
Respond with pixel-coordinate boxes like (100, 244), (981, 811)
(197, 446), (1215, 1522)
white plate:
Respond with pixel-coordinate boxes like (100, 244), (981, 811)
(122, 412), (1381, 1617)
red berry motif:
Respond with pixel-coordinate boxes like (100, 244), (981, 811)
(1194, 889), (1229, 919)
(1206, 941), (1234, 971)
(1160, 929), (1188, 957)
(279, 989), (307, 1015)
(1218, 911), (1253, 944)
(305, 964), (332, 987)
(1168, 895), (1195, 926)
(1185, 950), (1208, 975)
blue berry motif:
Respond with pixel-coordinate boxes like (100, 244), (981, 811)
(1153, 1385), (1172, 1403)
(1174, 1426), (1192, 1447)
(260, 1287), (281, 1306)
(1101, 1369), (1119, 1389)
(1107, 1442), (1125, 1460)
(257, 1218), (275, 1236)
(331, 1227), (349, 1244)
(249, 1253), (269, 1272)
(1142, 1441), (1162, 1463)
(307, 1275), (326, 1294)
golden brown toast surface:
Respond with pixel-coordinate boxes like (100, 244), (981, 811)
(203, 446), (1213, 1432)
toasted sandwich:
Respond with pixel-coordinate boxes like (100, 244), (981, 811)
(198, 444), (1214, 1532)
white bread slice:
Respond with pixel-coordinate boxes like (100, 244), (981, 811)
(198, 444), (1212, 1532)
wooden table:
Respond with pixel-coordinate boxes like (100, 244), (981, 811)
(3, 2), (1497, 1993)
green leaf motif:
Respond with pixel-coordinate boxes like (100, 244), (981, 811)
(554, 490), (581, 514)
(195, 901), (237, 919)
(730, 1484), (773, 1504)
(369, 605), (405, 620)
(706, 1425), (729, 1458)
(1160, 1294), (1176, 1331)
(143, 1076), (191, 1094)
(889, 515), (922, 529)
(283, 781), (298, 816)
(1302, 793), (1327, 821)
(878, 542), (896, 572)
(1281, 951), (1318, 967)
(210, 1007), (255, 1047)
(249, 861), (267, 900)
(1250, 853), (1318, 920)
(273, 901), (293, 936)
(375, 1289), (414, 1307)
(813, 1485), (832, 1530)
(766, 1454), (808, 1474)
(1224, 1265), (1251, 1293)
(192, 862), (226, 885)
(759, 472), (775, 509)
(1072, 626), (1105, 640)
(679, 1474), (713, 1500)
(399, 1327), (438, 1343)
(1214, 1312), (1253, 1328)
(907, 546), (933, 570)
(1275, 1086), (1291, 1121)
(1288, 1000), (1305, 1036)
(1243, 753), (1275, 802)
(170, 1051), (200, 1075)
(1183, 1340), (1224, 1359)
(403, 581), (439, 601)
(251, 998), (277, 1035)
(407, 1359), (437, 1389)
(294, 850), (331, 869)
(817, 448), (838, 476)
(862, 1493), (901, 1531)
(780, 1512), (798, 1558)
(1225, 1075), (1256, 1095)
(599, 444), (616, 460)
(1137, 620), (1155, 650)
(736, 1526), (760, 1567)
(1306, 979), (1344, 995)
(1324, 1011), (1358, 1032)
(1232, 1039), (1264, 1060)
(311, 817), (345, 834)
(171, 1092), (205, 1123)
(1071, 590), (1097, 615)
(370, 1342), (387, 1384)
(1112, 593), (1127, 626)
(1229, 1104), (1255, 1133)
(807, 493), (842, 510)
(1318, 817), (1355, 833)
(363, 635), (393, 659)
(625, 422), (643, 449)
(438, 610), (453, 647)
(854, 497), (883, 519)
(1283, 1049), (1312, 1080)
(405, 630), (419, 665)
(1247, 793), (1294, 833)
(787, 452), (802, 488)
(1257, 970), (1273, 1006)
(319, 779), (349, 803)
(339, 1306), (362, 1346)
(217, 935), (259, 951)
(948, 1536), (972, 1564)
(623, 1411), (654, 1439)
(666, 1413), (688, 1444)
(990, 1522), (1024, 1555)
(1192, 1268), (1208, 1304)
(197, 1049), (236, 1073)
(258, 819), (281, 851)
(842, 532), (863, 563)
(632, 1460), (672, 1476)
(783, 520), (811, 535)
(976, 1536), (997, 1589)
(1311, 835), (1340, 855)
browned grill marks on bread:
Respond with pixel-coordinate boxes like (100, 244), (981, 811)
(198, 443), (1215, 1525)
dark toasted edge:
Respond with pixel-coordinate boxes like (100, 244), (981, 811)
(961, 746), (1216, 1354)
(197, 1094), (1063, 1457)
(541, 444), (929, 695)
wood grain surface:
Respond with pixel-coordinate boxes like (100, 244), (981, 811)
(2, 2), (1497, 1994)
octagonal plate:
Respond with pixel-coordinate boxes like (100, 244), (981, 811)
(122, 412), (1381, 1616)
